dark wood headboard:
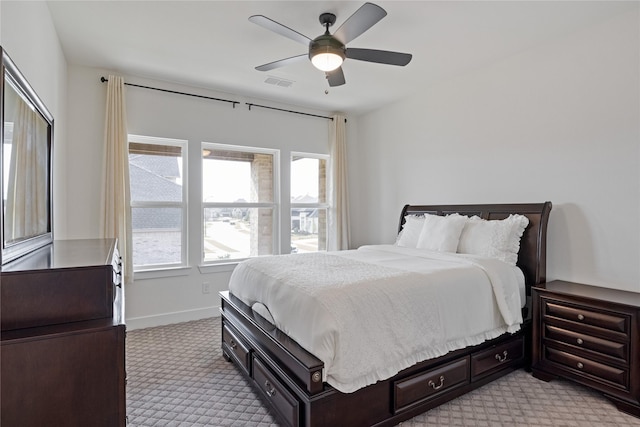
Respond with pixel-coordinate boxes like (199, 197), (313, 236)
(399, 202), (552, 293)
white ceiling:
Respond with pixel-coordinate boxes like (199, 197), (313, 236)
(47, 1), (634, 115)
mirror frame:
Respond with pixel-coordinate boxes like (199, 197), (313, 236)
(1, 46), (54, 265)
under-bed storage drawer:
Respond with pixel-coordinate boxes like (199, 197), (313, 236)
(394, 357), (469, 413)
(471, 336), (524, 380)
(222, 324), (251, 375)
(252, 356), (300, 427)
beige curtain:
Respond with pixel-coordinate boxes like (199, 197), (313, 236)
(101, 75), (133, 283)
(328, 114), (350, 251)
(5, 100), (49, 241)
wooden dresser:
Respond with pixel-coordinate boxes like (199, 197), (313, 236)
(532, 280), (640, 418)
(0, 239), (126, 427)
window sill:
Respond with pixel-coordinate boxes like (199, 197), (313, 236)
(133, 266), (192, 281)
(198, 262), (240, 274)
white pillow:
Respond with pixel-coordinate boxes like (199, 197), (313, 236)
(396, 215), (425, 248)
(457, 214), (530, 265)
(416, 213), (468, 253)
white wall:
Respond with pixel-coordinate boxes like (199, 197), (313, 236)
(350, 7), (640, 293)
(0, 1), (333, 330)
(66, 65), (332, 329)
(4, 1), (637, 330)
(1, 1), (68, 237)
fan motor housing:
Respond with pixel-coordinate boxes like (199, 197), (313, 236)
(309, 34), (346, 61)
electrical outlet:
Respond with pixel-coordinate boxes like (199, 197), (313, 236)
(202, 282), (211, 294)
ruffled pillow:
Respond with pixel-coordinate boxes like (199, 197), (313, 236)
(396, 215), (425, 248)
(457, 214), (529, 265)
(416, 213), (468, 253)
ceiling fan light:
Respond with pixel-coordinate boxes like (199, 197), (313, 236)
(311, 52), (344, 72)
(309, 34), (346, 72)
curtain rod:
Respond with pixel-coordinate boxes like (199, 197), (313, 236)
(99, 77), (345, 122)
(100, 77), (239, 108)
(246, 102), (340, 121)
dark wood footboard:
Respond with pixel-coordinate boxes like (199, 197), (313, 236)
(220, 202), (551, 427)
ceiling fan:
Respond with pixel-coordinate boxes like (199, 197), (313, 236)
(249, 2), (412, 87)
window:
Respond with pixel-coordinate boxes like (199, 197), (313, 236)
(291, 154), (328, 253)
(202, 143), (278, 263)
(128, 135), (187, 270)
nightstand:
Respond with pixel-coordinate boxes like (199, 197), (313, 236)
(532, 280), (640, 418)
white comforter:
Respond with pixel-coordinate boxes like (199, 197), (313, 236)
(228, 245), (524, 393)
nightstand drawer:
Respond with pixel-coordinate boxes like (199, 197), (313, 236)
(544, 301), (628, 334)
(545, 325), (627, 362)
(545, 347), (628, 388)
(394, 357), (469, 412)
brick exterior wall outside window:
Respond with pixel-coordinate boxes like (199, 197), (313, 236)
(318, 160), (327, 251)
(250, 154), (274, 256)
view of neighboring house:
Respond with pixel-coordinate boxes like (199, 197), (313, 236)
(129, 153), (182, 266)
(291, 194), (320, 235)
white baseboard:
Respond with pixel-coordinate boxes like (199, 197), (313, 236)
(126, 305), (221, 330)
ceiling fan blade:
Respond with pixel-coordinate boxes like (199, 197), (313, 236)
(346, 48), (412, 66)
(333, 2), (387, 44)
(255, 54), (307, 72)
(326, 67), (346, 87)
(249, 15), (312, 46)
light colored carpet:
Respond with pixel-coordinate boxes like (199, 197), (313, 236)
(126, 317), (640, 426)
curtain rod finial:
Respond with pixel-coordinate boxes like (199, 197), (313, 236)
(100, 76), (108, 83)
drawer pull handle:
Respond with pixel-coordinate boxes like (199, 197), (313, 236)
(495, 350), (508, 363)
(577, 362), (584, 369)
(428, 376), (445, 390)
(229, 339), (237, 350)
(264, 380), (276, 397)
(577, 314), (585, 321)
(576, 338), (584, 345)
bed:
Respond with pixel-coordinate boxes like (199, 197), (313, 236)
(220, 202), (552, 427)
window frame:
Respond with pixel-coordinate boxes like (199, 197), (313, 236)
(290, 151), (330, 253)
(128, 134), (189, 272)
(201, 142), (280, 265)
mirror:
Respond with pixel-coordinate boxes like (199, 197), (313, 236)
(1, 47), (53, 265)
